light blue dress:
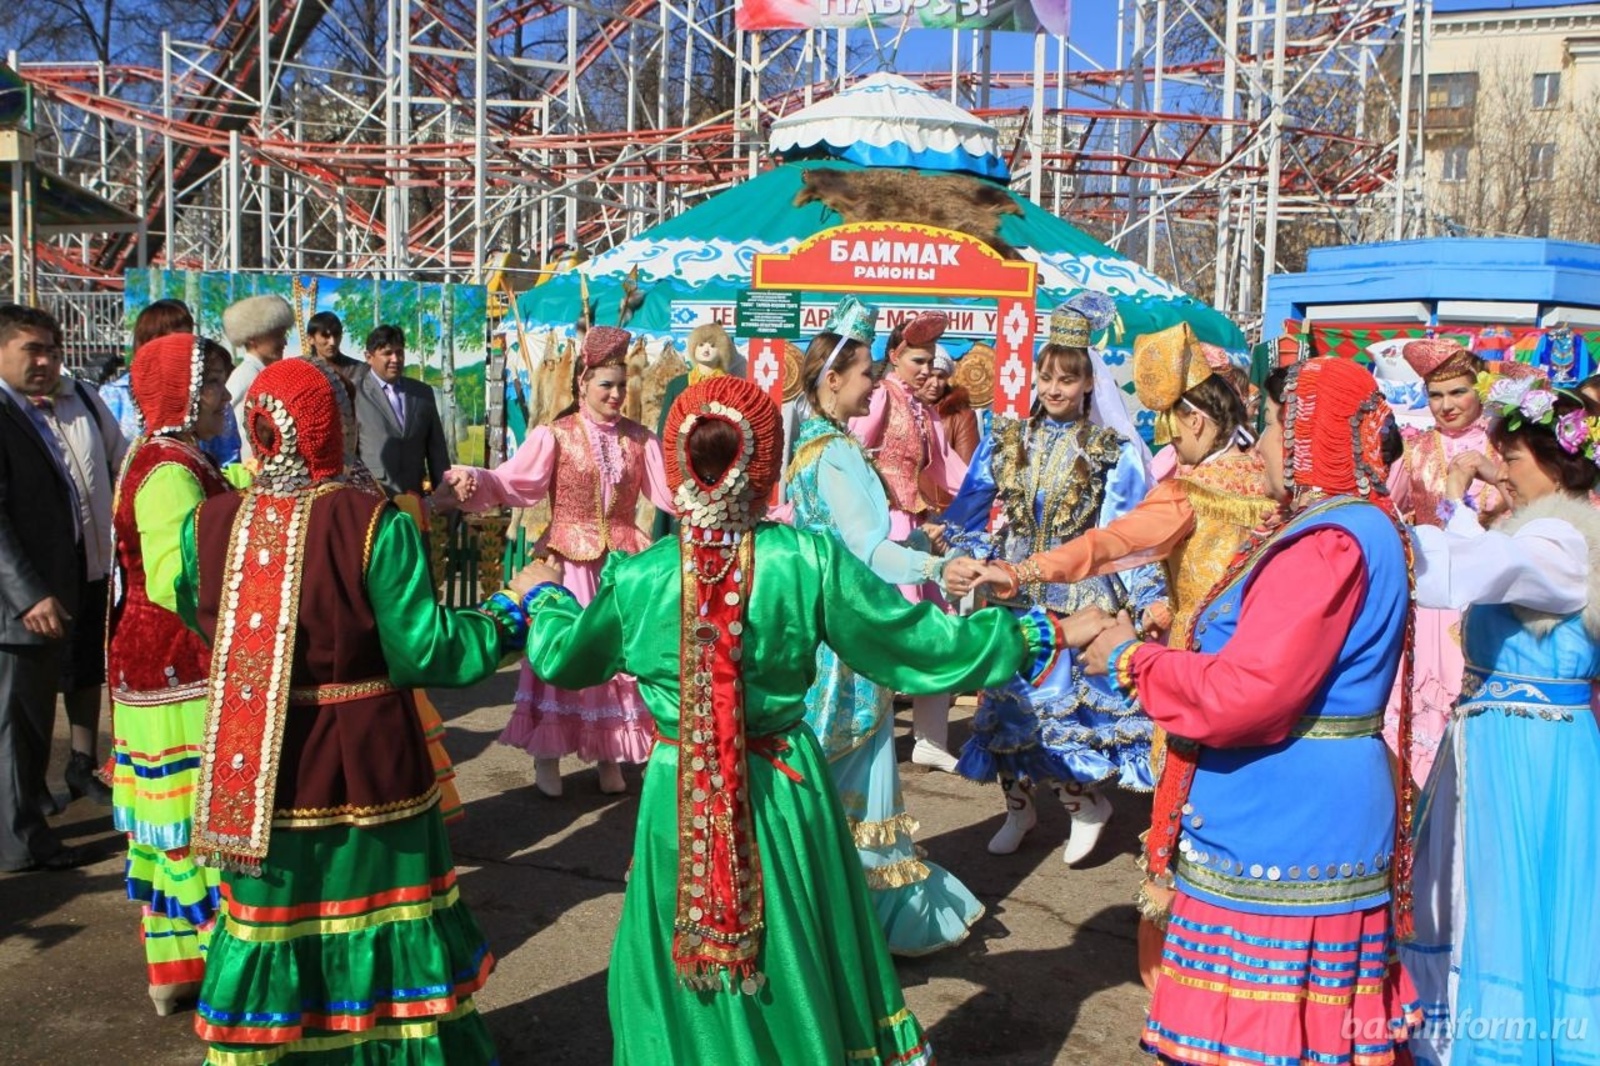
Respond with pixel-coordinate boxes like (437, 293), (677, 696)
(1406, 498), (1600, 1066)
(786, 415), (984, 956)
(943, 415), (1166, 790)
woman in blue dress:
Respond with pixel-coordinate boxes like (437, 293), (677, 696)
(943, 295), (1167, 866)
(1405, 379), (1600, 1066)
(785, 297), (990, 956)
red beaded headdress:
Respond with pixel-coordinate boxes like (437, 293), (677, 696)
(244, 358), (346, 492)
(660, 375), (784, 994)
(581, 325), (632, 368)
(894, 311), (949, 355)
(131, 333), (206, 437)
(1283, 356), (1394, 511)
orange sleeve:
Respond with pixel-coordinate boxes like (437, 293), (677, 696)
(1027, 479), (1196, 584)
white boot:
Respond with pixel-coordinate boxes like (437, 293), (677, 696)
(534, 757), (563, 799)
(597, 759), (626, 795)
(1058, 783), (1112, 867)
(987, 777), (1038, 855)
(909, 695), (959, 772)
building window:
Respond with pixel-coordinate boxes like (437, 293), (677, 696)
(1427, 72), (1478, 110)
(1529, 142), (1557, 181)
(1442, 145), (1470, 183)
(1533, 72), (1561, 109)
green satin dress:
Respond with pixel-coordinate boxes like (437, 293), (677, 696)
(524, 521), (1054, 1065)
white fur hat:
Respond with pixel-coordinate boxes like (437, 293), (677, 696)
(223, 294), (294, 346)
(931, 344), (956, 377)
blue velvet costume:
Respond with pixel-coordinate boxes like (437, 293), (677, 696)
(944, 415), (1166, 789)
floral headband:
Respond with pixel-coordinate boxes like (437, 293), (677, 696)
(1483, 376), (1600, 467)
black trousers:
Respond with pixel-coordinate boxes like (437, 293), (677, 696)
(0, 641), (65, 870)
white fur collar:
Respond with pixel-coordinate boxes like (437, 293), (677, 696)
(1496, 493), (1600, 639)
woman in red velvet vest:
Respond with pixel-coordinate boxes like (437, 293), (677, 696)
(106, 333), (235, 1015)
(443, 325), (675, 798)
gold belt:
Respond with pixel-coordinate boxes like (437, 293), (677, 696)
(287, 678), (400, 705)
(1288, 710), (1383, 740)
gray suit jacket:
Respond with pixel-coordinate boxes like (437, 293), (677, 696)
(351, 366), (451, 496)
(0, 389), (81, 645)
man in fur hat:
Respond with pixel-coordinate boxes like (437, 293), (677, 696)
(222, 294), (293, 461)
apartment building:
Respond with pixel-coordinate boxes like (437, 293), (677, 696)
(1415, 1), (1600, 239)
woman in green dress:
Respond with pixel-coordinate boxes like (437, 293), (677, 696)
(519, 374), (1068, 1065)
(174, 359), (533, 1064)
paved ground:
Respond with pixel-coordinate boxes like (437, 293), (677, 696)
(0, 669), (1154, 1065)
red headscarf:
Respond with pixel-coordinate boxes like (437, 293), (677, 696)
(131, 333), (205, 437)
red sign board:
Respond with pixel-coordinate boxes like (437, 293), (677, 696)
(750, 222), (1039, 420)
(753, 222), (1037, 300)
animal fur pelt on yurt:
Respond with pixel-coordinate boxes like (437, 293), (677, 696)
(793, 168), (1023, 259)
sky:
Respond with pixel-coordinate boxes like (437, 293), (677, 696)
(885, 0), (1593, 103)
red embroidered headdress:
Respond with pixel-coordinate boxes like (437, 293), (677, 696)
(1401, 337), (1477, 384)
(582, 325), (632, 368)
(193, 360), (347, 875)
(895, 311), (949, 354)
(660, 374), (783, 993)
(131, 333), (206, 437)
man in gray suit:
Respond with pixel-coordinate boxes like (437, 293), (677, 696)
(0, 305), (92, 871)
(352, 324), (451, 497)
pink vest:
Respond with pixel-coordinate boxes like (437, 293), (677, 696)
(543, 413), (650, 562)
(877, 381), (933, 518)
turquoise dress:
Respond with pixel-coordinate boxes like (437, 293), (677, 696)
(943, 415), (1166, 789)
(1405, 497), (1600, 1066)
(785, 415), (985, 955)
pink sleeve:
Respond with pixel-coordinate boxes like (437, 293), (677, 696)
(454, 426), (557, 509)
(640, 432), (676, 515)
(1127, 528), (1367, 748)
(1387, 448), (1413, 520)
(848, 386), (889, 450)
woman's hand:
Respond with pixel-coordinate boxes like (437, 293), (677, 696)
(1082, 611), (1139, 676)
(1445, 451), (1495, 501)
(1139, 602), (1173, 644)
(1056, 606), (1117, 648)
(440, 467), (477, 505)
(510, 557), (563, 599)
(943, 556), (986, 597)
(922, 522), (948, 555)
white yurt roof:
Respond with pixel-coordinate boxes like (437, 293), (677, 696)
(768, 72), (1010, 180)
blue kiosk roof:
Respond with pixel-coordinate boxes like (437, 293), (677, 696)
(1264, 238), (1600, 338)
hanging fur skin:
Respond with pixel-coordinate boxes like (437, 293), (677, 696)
(794, 168), (1024, 260)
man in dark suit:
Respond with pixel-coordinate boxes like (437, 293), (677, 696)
(0, 304), (92, 871)
(351, 324), (451, 496)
